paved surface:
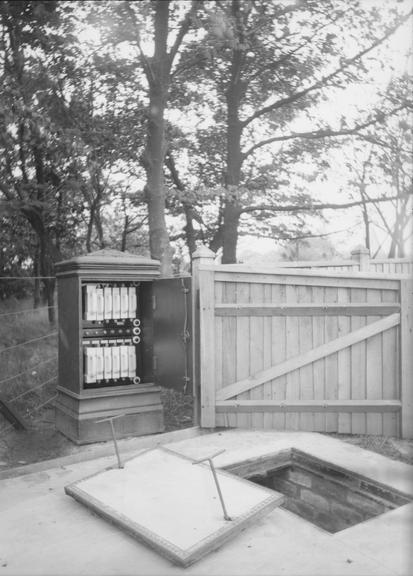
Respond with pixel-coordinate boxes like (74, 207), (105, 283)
(1, 430), (412, 575)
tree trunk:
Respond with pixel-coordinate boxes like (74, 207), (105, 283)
(144, 0), (173, 276)
(86, 203), (95, 253)
(165, 154), (198, 257)
(22, 207), (60, 323)
(221, 202), (242, 263)
(221, 104), (243, 263)
(360, 186), (371, 251)
(121, 213), (129, 252)
(182, 203), (197, 257)
(221, 0), (245, 264)
(33, 243), (41, 308)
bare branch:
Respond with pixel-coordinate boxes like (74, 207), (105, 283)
(242, 105), (407, 159)
(165, 151), (204, 226)
(240, 192), (413, 215)
(241, 9), (413, 128)
(238, 222), (360, 242)
(123, 2), (155, 84)
(168, 0), (198, 66)
(249, 11), (346, 84)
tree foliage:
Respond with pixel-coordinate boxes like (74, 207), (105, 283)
(169, 0), (412, 261)
(0, 0), (411, 285)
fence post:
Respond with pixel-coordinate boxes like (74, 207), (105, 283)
(400, 279), (413, 438)
(192, 246), (216, 428)
(351, 246), (371, 271)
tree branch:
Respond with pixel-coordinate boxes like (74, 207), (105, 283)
(168, 0), (198, 66)
(249, 11), (345, 84)
(240, 192), (413, 215)
(165, 152), (204, 225)
(123, 1), (155, 84)
(238, 221), (360, 242)
(242, 105), (407, 159)
(241, 8), (413, 128)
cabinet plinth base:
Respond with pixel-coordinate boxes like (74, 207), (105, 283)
(55, 386), (164, 445)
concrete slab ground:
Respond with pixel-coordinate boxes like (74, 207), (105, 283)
(1, 430), (412, 576)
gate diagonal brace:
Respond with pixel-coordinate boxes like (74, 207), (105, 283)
(192, 449), (232, 521)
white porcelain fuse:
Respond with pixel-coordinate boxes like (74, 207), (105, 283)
(103, 346), (112, 380)
(84, 285), (97, 321)
(120, 344), (129, 378)
(128, 287), (137, 318)
(84, 347), (97, 383)
(128, 346), (136, 377)
(120, 287), (129, 319)
(112, 287), (120, 319)
(95, 288), (104, 321)
(111, 346), (120, 379)
(95, 346), (104, 380)
(103, 287), (112, 320)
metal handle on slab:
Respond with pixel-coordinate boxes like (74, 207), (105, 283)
(95, 414), (126, 469)
(191, 449), (226, 464)
(192, 449), (231, 521)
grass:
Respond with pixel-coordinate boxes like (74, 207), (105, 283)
(161, 388), (193, 431)
(0, 297), (58, 431)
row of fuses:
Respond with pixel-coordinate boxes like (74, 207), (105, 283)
(83, 341), (140, 384)
(83, 285), (137, 321)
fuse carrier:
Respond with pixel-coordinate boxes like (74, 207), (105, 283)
(82, 282), (142, 388)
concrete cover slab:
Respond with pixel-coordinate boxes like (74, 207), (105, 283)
(65, 446), (283, 567)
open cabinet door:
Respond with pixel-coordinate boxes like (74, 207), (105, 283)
(153, 276), (192, 393)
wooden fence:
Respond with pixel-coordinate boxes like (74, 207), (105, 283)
(192, 248), (413, 439)
(271, 247), (413, 275)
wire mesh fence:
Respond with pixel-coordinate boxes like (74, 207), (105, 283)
(0, 276), (58, 435)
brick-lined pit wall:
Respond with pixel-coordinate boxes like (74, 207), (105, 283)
(249, 465), (393, 533)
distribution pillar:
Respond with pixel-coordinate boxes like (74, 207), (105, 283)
(54, 249), (164, 444)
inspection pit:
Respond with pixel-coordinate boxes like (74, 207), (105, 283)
(225, 448), (412, 533)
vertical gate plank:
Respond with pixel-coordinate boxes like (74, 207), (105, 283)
(250, 283), (264, 428)
(271, 283), (286, 430)
(338, 287), (351, 433)
(400, 279), (413, 438)
(221, 282), (237, 427)
(381, 326), (398, 436)
(325, 287), (339, 432)
(312, 286), (326, 432)
(235, 282), (251, 428)
(285, 284), (299, 430)
(298, 285), (314, 431)
(350, 288), (367, 434)
(381, 288), (399, 435)
(199, 267), (216, 428)
(366, 289), (383, 435)
(263, 284), (273, 429)
(214, 282), (225, 427)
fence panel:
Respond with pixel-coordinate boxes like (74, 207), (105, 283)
(194, 257), (411, 438)
(269, 248), (413, 276)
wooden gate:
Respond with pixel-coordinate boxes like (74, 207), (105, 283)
(192, 250), (413, 438)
